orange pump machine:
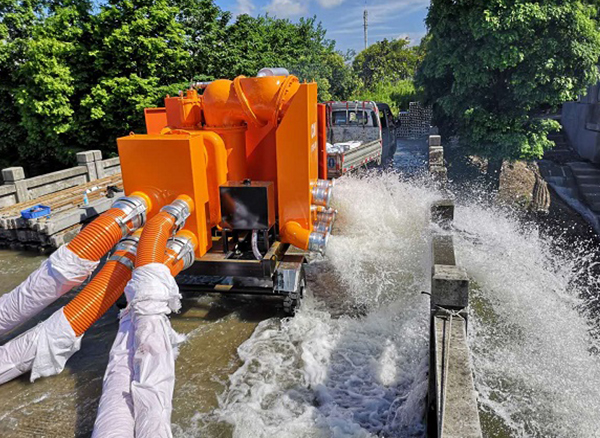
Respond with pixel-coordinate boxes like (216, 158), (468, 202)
(117, 69), (335, 313)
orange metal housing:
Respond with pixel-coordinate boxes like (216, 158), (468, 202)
(128, 75), (320, 254)
(117, 132), (227, 258)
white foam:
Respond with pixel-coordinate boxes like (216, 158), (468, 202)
(455, 200), (600, 437)
(213, 171), (600, 438)
(215, 173), (438, 437)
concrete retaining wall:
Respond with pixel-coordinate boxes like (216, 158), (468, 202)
(562, 83), (600, 163)
(0, 151), (121, 207)
(427, 137), (482, 438)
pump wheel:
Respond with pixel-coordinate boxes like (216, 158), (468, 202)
(282, 269), (305, 316)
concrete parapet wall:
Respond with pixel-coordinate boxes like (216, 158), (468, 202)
(428, 195), (482, 438)
(0, 151), (121, 208)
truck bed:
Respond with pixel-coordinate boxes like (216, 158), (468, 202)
(327, 139), (382, 178)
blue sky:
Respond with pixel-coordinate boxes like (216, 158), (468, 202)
(214, 0), (430, 53)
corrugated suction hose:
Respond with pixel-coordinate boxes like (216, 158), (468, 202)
(136, 196), (193, 268)
(64, 233), (140, 337)
(67, 195), (148, 261)
(67, 209), (128, 261)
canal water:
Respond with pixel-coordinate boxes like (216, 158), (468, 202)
(1, 140), (599, 437)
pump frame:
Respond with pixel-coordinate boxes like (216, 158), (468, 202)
(176, 235), (307, 315)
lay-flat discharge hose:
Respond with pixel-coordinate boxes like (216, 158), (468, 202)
(64, 235), (139, 337)
(136, 196), (193, 268)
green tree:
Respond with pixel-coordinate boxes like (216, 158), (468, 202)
(0, 0), (92, 173)
(80, 0), (190, 153)
(351, 80), (418, 114)
(417, 0), (600, 175)
(353, 38), (422, 88)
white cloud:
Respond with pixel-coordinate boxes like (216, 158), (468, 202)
(265, 0), (308, 18)
(316, 0), (345, 8)
(234, 0), (256, 15)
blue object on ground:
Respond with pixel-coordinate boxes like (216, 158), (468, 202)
(21, 205), (51, 219)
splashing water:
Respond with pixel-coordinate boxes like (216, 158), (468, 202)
(212, 171), (600, 438)
(454, 201), (600, 437)
(214, 173), (439, 437)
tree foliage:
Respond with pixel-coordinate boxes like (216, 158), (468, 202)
(417, 0), (600, 161)
(353, 38), (422, 88)
(351, 80), (418, 114)
(0, 0), (358, 174)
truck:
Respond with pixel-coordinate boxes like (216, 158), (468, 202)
(325, 101), (397, 178)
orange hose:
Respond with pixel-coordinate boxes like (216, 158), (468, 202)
(67, 208), (127, 261)
(135, 212), (175, 267)
(164, 248), (185, 276)
(64, 250), (135, 336)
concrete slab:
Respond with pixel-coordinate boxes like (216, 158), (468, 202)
(39, 197), (116, 235)
(434, 315), (483, 438)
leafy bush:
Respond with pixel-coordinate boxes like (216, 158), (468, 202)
(351, 80), (419, 115)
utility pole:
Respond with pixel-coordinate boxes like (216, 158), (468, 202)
(363, 8), (368, 50)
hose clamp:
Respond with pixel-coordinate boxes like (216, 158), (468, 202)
(161, 199), (191, 233)
(109, 253), (134, 271)
(166, 235), (195, 270)
(113, 233), (140, 256)
(316, 208), (337, 226)
(112, 196), (147, 236)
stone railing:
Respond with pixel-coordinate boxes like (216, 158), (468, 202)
(0, 150), (121, 209)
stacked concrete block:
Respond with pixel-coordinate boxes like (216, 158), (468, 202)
(397, 112), (411, 138)
(429, 135), (448, 185)
(397, 102), (434, 139)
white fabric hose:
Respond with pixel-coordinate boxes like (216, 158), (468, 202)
(0, 246), (99, 336)
(0, 308), (82, 385)
(127, 263), (185, 438)
(92, 311), (136, 438)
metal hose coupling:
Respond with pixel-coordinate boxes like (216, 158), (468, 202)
(316, 208), (337, 225)
(108, 230), (142, 271)
(311, 179), (334, 208)
(166, 230), (198, 271)
(161, 196), (192, 233)
(112, 195), (148, 237)
(308, 231), (329, 256)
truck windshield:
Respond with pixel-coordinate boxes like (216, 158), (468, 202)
(332, 110), (372, 126)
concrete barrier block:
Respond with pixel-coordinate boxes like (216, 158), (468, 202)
(432, 264), (469, 310)
(429, 135), (442, 147)
(433, 315), (483, 437)
(429, 146), (444, 167)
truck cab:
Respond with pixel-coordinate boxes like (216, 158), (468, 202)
(325, 101), (384, 178)
(376, 102), (397, 167)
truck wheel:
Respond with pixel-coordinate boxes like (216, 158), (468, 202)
(282, 269), (306, 316)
